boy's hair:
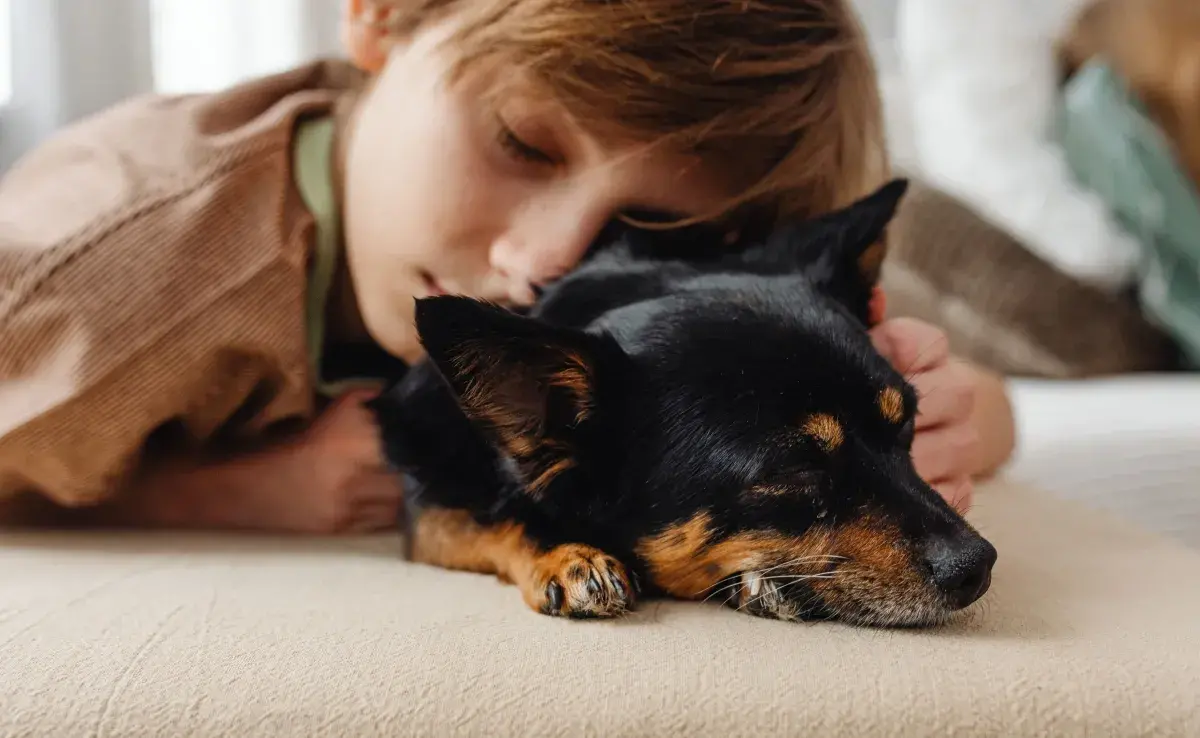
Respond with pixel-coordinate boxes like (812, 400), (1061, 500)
(368, 0), (888, 228)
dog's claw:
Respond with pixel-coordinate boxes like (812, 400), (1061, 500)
(608, 570), (628, 600)
(546, 581), (564, 612)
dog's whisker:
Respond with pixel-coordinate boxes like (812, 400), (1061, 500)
(692, 555), (846, 597)
(759, 573), (837, 583)
(756, 555), (846, 576)
(700, 580), (746, 603)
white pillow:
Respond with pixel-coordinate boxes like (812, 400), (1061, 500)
(895, 0), (1142, 290)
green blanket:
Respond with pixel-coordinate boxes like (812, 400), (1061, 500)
(1057, 61), (1200, 368)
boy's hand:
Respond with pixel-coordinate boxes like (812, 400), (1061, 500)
(869, 318), (979, 513)
(291, 388), (405, 534)
(77, 387), (404, 535)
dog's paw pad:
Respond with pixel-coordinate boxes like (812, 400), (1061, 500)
(533, 544), (634, 619)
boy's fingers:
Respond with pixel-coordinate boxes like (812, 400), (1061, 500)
(910, 360), (977, 430)
(358, 471), (405, 503)
(911, 424), (980, 485)
(309, 388), (386, 450)
(870, 318), (950, 375)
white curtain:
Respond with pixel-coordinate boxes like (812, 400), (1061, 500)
(0, 0), (339, 171)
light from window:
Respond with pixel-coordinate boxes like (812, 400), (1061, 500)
(150, 0), (304, 95)
(0, 0), (11, 105)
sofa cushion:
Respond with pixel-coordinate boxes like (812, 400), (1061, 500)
(2, 481), (1199, 737)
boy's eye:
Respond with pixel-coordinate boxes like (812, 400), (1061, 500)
(619, 208), (688, 226)
(497, 123), (557, 166)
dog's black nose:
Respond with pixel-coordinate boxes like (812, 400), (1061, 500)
(923, 533), (997, 609)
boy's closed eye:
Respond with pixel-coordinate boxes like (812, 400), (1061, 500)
(496, 119), (560, 167)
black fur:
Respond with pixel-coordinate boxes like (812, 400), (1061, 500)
(370, 178), (997, 628)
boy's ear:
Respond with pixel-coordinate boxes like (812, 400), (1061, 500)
(737, 178), (909, 324)
(342, 0), (392, 73)
(413, 296), (606, 495)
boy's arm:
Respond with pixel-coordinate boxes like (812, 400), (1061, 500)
(2, 391), (405, 535)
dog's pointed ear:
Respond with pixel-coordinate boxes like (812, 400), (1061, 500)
(413, 296), (607, 492)
(738, 178), (908, 323)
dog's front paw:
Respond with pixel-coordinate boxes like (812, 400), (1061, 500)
(524, 544), (635, 619)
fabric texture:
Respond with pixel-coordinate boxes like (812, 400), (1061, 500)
(883, 180), (1179, 378)
(0, 59), (365, 507)
(1, 479), (1198, 737)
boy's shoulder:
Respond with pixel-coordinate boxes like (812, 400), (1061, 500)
(0, 57), (363, 345)
(0, 58), (363, 260)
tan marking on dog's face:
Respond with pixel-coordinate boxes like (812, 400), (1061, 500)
(636, 513), (834, 599)
(637, 512), (954, 626)
(878, 387), (905, 424)
(800, 517), (939, 626)
(803, 413), (844, 452)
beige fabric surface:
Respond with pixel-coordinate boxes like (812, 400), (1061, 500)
(1, 480), (1198, 737)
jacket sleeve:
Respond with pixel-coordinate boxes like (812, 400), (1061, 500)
(0, 90), (322, 507)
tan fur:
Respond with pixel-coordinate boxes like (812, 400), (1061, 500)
(446, 340), (589, 498)
(878, 387), (904, 424)
(803, 413), (845, 452)
(410, 509), (632, 616)
(635, 512), (933, 623)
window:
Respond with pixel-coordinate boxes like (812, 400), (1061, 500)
(0, 0), (11, 106)
(149, 0), (307, 94)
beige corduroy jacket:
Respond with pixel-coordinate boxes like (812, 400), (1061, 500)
(0, 60), (366, 507)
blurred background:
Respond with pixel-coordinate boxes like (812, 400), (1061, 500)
(0, 0), (339, 170)
(0, 0), (1198, 545)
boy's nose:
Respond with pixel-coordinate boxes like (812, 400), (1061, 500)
(489, 234), (590, 298)
(490, 199), (611, 291)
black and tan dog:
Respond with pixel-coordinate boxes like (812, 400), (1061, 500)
(371, 179), (997, 628)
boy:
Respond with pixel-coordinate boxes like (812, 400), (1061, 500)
(0, 0), (1014, 533)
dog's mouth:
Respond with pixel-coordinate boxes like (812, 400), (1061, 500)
(717, 570), (836, 623)
(720, 553), (992, 629)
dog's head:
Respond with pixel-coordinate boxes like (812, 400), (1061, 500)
(412, 179), (996, 628)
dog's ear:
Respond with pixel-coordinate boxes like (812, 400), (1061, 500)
(413, 296), (608, 493)
(736, 178), (908, 324)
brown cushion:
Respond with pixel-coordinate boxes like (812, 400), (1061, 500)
(883, 179), (1180, 377)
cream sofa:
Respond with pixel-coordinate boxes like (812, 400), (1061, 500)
(2, 479), (1199, 736)
(1007, 374), (1200, 549)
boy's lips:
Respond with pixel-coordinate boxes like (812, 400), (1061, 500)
(420, 271), (448, 297)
